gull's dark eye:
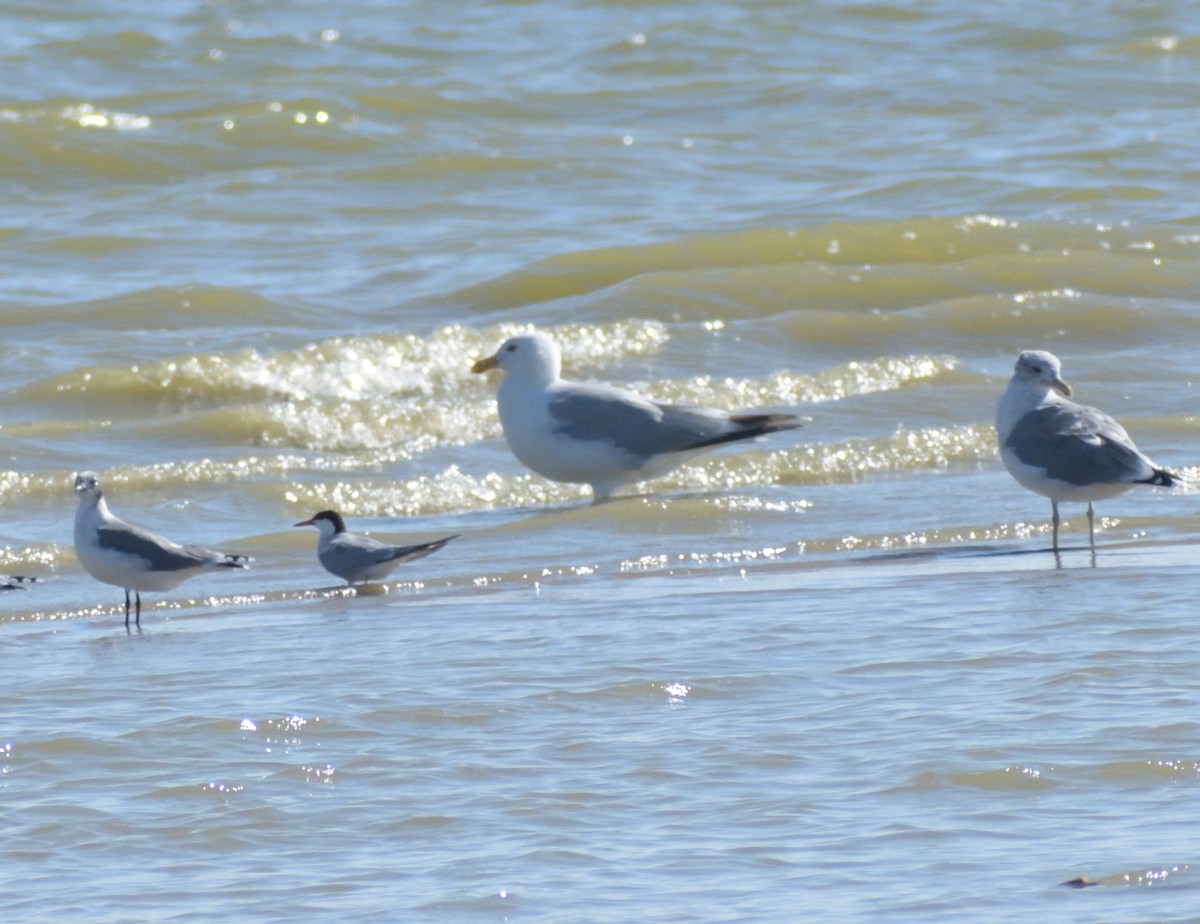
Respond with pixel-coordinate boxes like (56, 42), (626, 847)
(505, 343), (517, 352)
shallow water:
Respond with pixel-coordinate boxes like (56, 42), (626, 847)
(4, 1), (1200, 920)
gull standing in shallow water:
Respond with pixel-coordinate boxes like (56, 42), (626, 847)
(294, 510), (456, 585)
(73, 472), (252, 627)
(995, 350), (1177, 552)
(471, 331), (802, 502)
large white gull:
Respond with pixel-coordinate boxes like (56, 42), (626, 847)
(73, 471), (252, 627)
(995, 350), (1177, 551)
(471, 331), (802, 502)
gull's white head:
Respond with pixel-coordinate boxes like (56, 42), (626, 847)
(74, 471), (103, 502)
(1010, 350), (1072, 398)
(471, 332), (562, 385)
(294, 509), (346, 538)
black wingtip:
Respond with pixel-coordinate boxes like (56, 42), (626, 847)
(1140, 467), (1179, 488)
(686, 412), (804, 451)
(730, 412), (805, 436)
(414, 534), (458, 555)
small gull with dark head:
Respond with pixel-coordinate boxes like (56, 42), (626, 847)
(995, 350), (1177, 551)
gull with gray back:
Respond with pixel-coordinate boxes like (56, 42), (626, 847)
(73, 471), (252, 627)
(471, 330), (802, 502)
(995, 350), (1177, 552)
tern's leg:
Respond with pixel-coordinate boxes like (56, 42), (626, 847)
(1086, 502), (1096, 551)
(135, 591), (141, 628)
(124, 588), (131, 628)
(1050, 500), (1060, 552)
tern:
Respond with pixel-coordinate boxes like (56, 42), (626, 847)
(294, 510), (456, 585)
(73, 471), (252, 627)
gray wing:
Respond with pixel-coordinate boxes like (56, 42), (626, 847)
(547, 384), (731, 460)
(97, 523), (219, 571)
(1005, 403), (1153, 485)
(329, 533), (404, 569)
(323, 533), (454, 578)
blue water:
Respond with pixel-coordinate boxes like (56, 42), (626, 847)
(4, 0), (1200, 920)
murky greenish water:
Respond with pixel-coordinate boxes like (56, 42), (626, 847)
(4, 1), (1200, 920)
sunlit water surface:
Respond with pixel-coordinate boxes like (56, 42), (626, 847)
(4, 1), (1200, 920)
